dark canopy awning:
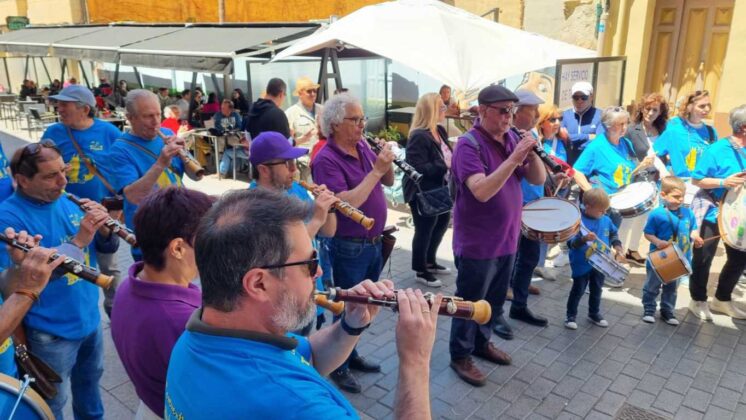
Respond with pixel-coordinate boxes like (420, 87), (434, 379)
(51, 25), (183, 62)
(0, 25), (106, 56)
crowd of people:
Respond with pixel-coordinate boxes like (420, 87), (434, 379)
(0, 72), (745, 420)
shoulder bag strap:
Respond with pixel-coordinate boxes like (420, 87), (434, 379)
(65, 126), (117, 195)
(461, 131), (487, 171)
(119, 138), (178, 175)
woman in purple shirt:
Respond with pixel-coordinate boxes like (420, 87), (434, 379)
(110, 187), (214, 419)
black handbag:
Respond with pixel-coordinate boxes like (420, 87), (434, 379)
(415, 184), (453, 217)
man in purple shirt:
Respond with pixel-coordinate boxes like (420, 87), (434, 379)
(312, 93), (395, 393)
(449, 85), (547, 387)
(111, 187), (214, 418)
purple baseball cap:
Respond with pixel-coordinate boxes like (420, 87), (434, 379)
(249, 131), (308, 166)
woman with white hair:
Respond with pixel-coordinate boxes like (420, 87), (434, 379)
(688, 104), (746, 320)
(573, 106), (655, 271)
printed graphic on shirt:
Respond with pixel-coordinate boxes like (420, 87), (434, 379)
(686, 148), (698, 172)
(613, 164), (631, 189)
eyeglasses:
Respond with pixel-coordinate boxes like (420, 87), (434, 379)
(304, 90), (317, 95)
(572, 94), (589, 101)
(261, 159), (296, 169)
(343, 116), (368, 126)
(261, 250), (319, 277)
(485, 104), (514, 115)
(548, 117), (563, 123)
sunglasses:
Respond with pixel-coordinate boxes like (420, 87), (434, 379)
(304, 90), (317, 95)
(548, 117), (563, 123)
(687, 90), (709, 104)
(261, 249), (319, 277)
(22, 139), (57, 157)
(485, 104), (514, 115)
(572, 94), (589, 101)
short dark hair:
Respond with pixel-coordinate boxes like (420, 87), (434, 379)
(266, 78), (286, 97)
(134, 187), (215, 271)
(181, 89), (191, 98)
(195, 188), (312, 312)
(10, 140), (62, 179)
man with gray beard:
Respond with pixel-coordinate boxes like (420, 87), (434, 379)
(165, 188), (442, 419)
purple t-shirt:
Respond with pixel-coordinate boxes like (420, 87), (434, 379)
(312, 137), (387, 238)
(110, 262), (201, 416)
(452, 126), (526, 259)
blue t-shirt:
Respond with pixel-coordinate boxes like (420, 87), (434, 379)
(654, 116), (717, 177)
(248, 181), (326, 315)
(0, 296), (17, 377)
(165, 330), (358, 419)
(0, 193), (101, 339)
(644, 206), (697, 265)
(569, 212), (619, 277)
(691, 138), (746, 223)
(543, 137), (568, 163)
(110, 129), (184, 259)
(573, 133), (636, 194)
(0, 143), (12, 202)
(42, 120), (122, 202)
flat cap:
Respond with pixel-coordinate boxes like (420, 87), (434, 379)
(478, 84), (519, 104)
(514, 89), (545, 106)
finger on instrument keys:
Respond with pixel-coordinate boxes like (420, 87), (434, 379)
(428, 293), (443, 324)
(396, 288), (414, 318)
(352, 279), (386, 299)
(379, 279), (395, 299)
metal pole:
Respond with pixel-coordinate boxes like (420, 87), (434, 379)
(384, 58), (389, 129)
(3, 58), (12, 93)
(23, 56), (30, 80)
(113, 62), (120, 88)
(60, 59), (67, 82)
(188, 72), (198, 122)
(32, 57), (39, 84)
(40, 57), (52, 85)
(245, 61), (253, 103)
(79, 61), (91, 88)
(210, 73), (222, 101)
(133, 67), (143, 88)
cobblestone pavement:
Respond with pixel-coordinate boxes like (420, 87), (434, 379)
(3, 127), (745, 419)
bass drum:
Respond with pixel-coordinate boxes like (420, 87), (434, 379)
(0, 373), (54, 419)
(718, 184), (746, 251)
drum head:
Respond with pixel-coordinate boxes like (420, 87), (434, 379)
(0, 373), (54, 419)
(610, 182), (656, 210)
(522, 198), (580, 232)
(719, 185), (746, 251)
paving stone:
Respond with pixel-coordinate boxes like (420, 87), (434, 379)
(702, 405), (734, 420)
(626, 389), (656, 410)
(710, 386), (740, 412)
(516, 362), (546, 384)
(652, 389), (684, 415)
(674, 358), (701, 378)
(552, 376), (586, 399)
(541, 360), (572, 382)
(497, 379), (530, 403)
(593, 391), (626, 417)
(567, 361), (598, 381)
(682, 388), (713, 412)
(609, 374), (639, 395)
(532, 347), (561, 367)
(534, 393), (569, 419)
(621, 359), (651, 380)
(636, 373), (667, 395)
(585, 410), (614, 420)
(580, 374), (612, 398)
(564, 391), (597, 417)
(719, 371), (746, 393)
(504, 395), (542, 419)
(595, 359), (625, 380)
(365, 402), (392, 419)
(675, 405), (705, 420)
(664, 372), (694, 395)
(691, 370), (721, 392)
(471, 396), (510, 419)
(523, 377), (556, 401)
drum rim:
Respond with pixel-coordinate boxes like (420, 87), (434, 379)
(0, 373), (54, 419)
(718, 185), (746, 251)
(649, 243), (692, 282)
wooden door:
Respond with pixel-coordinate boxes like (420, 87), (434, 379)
(645, 0), (733, 111)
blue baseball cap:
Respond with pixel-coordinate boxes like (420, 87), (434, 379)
(49, 85), (96, 108)
(249, 131), (308, 166)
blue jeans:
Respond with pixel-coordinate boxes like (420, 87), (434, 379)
(219, 146), (248, 176)
(511, 236), (540, 310)
(26, 325), (104, 419)
(566, 269), (605, 320)
(642, 269), (680, 316)
(330, 237), (382, 371)
(450, 254), (515, 360)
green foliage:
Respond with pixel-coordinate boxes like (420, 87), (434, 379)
(374, 125), (404, 143)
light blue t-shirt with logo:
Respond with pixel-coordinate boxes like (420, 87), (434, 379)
(573, 133), (636, 194)
(691, 137), (746, 224)
(0, 143), (12, 202)
(165, 328), (358, 419)
(0, 193), (107, 339)
(42, 119), (123, 202)
(654, 116), (717, 178)
(644, 206), (697, 265)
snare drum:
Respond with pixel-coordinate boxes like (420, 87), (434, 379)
(648, 243), (692, 284)
(683, 180), (700, 208)
(587, 249), (629, 287)
(719, 185), (746, 251)
(0, 373), (54, 419)
(521, 198), (581, 244)
(609, 182), (658, 218)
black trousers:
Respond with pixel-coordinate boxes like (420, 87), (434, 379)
(690, 220), (746, 301)
(408, 200), (451, 272)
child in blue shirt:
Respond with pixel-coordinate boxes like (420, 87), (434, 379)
(565, 188), (624, 330)
(642, 176), (703, 325)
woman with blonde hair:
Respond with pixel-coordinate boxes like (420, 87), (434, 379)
(403, 92), (453, 287)
(654, 90), (718, 177)
(536, 104), (569, 163)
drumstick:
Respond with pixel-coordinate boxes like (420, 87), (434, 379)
(701, 234), (722, 243)
(523, 208), (560, 211)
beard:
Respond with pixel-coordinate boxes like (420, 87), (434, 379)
(271, 288), (316, 332)
(270, 171), (291, 191)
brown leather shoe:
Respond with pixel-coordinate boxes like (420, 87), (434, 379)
(450, 357), (487, 387)
(473, 342), (512, 366)
(528, 285), (540, 295)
